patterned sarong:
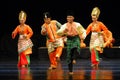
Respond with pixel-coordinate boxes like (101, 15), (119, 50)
(47, 38), (64, 54)
(90, 32), (104, 52)
(18, 35), (33, 54)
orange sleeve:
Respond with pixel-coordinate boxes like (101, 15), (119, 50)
(100, 22), (108, 31)
(12, 26), (19, 38)
(26, 25), (33, 39)
(104, 30), (113, 47)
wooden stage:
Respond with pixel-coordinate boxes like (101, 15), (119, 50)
(0, 46), (120, 80)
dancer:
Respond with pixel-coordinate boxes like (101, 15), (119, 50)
(41, 12), (64, 69)
(85, 7), (111, 68)
(57, 10), (86, 74)
(12, 10), (33, 67)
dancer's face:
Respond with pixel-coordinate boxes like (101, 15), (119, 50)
(67, 16), (74, 23)
(92, 15), (98, 22)
(44, 18), (51, 24)
(19, 18), (26, 24)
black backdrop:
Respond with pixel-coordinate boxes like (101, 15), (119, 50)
(0, 0), (120, 57)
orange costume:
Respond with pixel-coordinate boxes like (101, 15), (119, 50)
(102, 30), (114, 48)
(12, 11), (33, 67)
(41, 14), (64, 69)
(86, 21), (108, 65)
(86, 7), (110, 67)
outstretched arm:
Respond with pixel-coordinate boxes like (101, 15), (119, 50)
(77, 24), (86, 40)
(26, 26), (33, 39)
(12, 26), (19, 39)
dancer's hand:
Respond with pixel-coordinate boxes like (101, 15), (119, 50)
(12, 32), (15, 39)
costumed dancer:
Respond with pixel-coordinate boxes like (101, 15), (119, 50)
(12, 10), (33, 67)
(57, 10), (86, 74)
(85, 7), (110, 68)
(41, 12), (64, 69)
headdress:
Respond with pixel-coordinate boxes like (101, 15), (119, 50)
(19, 10), (27, 21)
(91, 7), (100, 18)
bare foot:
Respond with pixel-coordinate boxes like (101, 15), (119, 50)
(21, 65), (25, 67)
(69, 72), (73, 75)
(48, 67), (56, 70)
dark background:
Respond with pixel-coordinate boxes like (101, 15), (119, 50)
(0, 0), (119, 59)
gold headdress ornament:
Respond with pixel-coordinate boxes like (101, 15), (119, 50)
(91, 7), (100, 18)
(19, 10), (27, 21)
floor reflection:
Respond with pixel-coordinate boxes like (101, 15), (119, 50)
(18, 67), (33, 80)
(0, 59), (120, 80)
(46, 63), (64, 80)
(91, 67), (113, 80)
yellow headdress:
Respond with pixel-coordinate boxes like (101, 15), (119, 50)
(19, 10), (27, 21)
(91, 7), (100, 18)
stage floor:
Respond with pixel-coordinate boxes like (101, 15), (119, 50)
(0, 58), (120, 80)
